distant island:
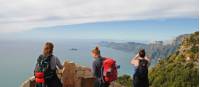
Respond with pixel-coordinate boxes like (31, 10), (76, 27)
(69, 48), (78, 51)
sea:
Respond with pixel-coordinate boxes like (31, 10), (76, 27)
(0, 39), (135, 87)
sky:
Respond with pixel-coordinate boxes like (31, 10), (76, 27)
(0, 0), (199, 41)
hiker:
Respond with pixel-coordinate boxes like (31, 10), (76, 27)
(131, 49), (150, 87)
(34, 42), (63, 87)
(91, 46), (118, 87)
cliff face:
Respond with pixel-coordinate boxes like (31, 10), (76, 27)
(21, 61), (124, 87)
(99, 34), (189, 66)
(148, 32), (199, 87)
(61, 61), (94, 87)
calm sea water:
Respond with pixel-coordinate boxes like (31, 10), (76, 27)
(0, 39), (135, 87)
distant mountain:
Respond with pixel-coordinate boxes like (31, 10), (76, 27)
(149, 31), (199, 87)
(98, 34), (189, 66)
(99, 41), (148, 52)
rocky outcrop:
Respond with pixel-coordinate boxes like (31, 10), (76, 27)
(21, 76), (35, 87)
(61, 61), (94, 87)
(21, 60), (124, 87)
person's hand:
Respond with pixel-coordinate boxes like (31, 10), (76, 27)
(145, 56), (151, 62)
(147, 55), (151, 59)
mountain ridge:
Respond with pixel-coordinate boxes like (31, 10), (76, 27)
(98, 33), (190, 66)
(148, 31), (199, 87)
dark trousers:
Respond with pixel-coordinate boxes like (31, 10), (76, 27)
(94, 79), (110, 87)
(133, 73), (149, 87)
(45, 75), (62, 87)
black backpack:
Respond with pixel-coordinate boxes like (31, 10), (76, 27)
(34, 55), (56, 80)
(136, 59), (148, 78)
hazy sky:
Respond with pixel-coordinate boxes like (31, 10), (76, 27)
(0, 0), (198, 41)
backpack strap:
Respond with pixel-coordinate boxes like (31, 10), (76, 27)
(44, 55), (57, 79)
(46, 55), (53, 70)
(100, 57), (106, 83)
(37, 55), (43, 64)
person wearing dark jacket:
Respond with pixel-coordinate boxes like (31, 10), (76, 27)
(34, 42), (63, 87)
(91, 46), (110, 87)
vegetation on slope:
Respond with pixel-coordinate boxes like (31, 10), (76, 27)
(116, 32), (199, 87)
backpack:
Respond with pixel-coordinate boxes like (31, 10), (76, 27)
(34, 55), (55, 83)
(101, 57), (118, 83)
(136, 59), (148, 78)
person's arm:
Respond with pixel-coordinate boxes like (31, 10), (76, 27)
(56, 57), (63, 69)
(145, 56), (151, 66)
(131, 53), (139, 65)
(92, 61), (98, 78)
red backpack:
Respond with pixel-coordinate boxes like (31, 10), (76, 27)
(102, 57), (118, 83)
